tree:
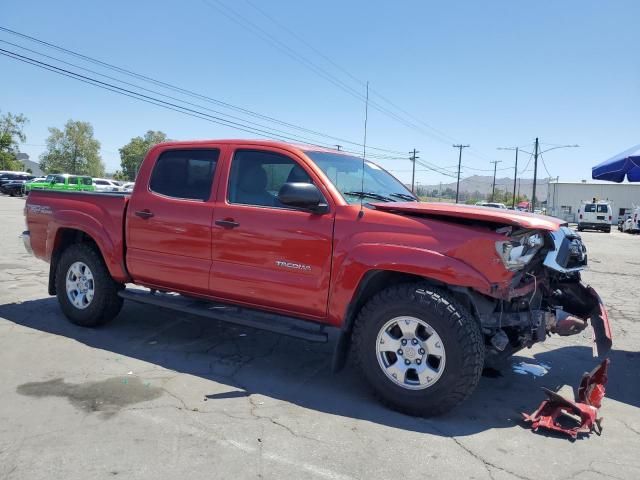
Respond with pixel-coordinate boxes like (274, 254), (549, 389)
(0, 111), (28, 171)
(119, 130), (167, 180)
(40, 120), (104, 176)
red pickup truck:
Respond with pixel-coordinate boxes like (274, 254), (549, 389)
(23, 140), (612, 416)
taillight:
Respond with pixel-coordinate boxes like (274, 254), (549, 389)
(579, 214), (583, 220)
(609, 215), (612, 221)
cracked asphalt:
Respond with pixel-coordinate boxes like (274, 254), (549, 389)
(0, 195), (639, 480)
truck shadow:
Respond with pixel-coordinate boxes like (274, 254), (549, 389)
(1, 297), (637, 437)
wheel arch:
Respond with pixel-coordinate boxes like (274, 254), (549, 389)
(48, 227), (119, 295)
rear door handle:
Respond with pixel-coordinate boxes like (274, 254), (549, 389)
(135, 209), (154, 219)
(215, 219), (240, 229)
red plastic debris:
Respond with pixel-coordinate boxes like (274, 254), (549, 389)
(522, 358), (610, 439)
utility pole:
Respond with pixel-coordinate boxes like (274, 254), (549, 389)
(452, 144), (469, 203)
(490, 160), (502, 202)
(439, 182), (442, 202)
(531, 137), (539, 212)
(334, 144), (342, 151)
(511, 148), (519, 208)
(409, 149), (419, 193)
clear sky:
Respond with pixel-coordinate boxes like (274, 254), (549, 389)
(1, 0), (638, 187)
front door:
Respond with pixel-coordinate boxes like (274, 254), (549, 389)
(126, 147), (221, 295)
(210, 148), (334, 319)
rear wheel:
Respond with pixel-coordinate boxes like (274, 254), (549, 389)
(353, 283), (484, 416)
(55, 243), (123, 327)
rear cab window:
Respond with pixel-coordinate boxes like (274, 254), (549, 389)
(149, 149), (220, 201)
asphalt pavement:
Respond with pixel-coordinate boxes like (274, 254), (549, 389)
(0, 195), (638, 480)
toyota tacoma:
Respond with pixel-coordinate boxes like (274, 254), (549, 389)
(22, 140), (612, 416)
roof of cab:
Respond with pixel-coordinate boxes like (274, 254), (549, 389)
(152, 139), (352, 155)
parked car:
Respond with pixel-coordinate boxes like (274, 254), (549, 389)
(0, 172), (34, 187)
(22, 140), (612, 416)
(475, 202), (507, 209)
(122, 182), (135, 192)
(0, 180), (28, 196)
(93, 178), (123, 192)
(26, 174), (95, 193)
(577, 200), (612, 232)
(622, 206), (640, 233)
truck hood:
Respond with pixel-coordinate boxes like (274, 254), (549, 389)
(371, 202), (565, 231)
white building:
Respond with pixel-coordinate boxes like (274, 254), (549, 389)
(546, 181), (640, 223)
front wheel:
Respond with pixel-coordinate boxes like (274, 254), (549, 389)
(353, 283), (484, 417)
(55, 243), (123, 327)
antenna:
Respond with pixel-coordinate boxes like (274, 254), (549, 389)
(359, 81), (369, 217)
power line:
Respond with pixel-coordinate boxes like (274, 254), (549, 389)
(198, 1), (497, 155)
(0, 25), (406, 156)
(0, 39), (369, 150)
(239, 0), (462, 148)
(540, 151), (552, 177)
(0, 47), (393, 155)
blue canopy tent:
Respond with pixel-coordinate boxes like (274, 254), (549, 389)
(592, 144), (640, 182)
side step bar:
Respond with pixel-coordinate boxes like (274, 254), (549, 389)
(118, 288), (329, 343)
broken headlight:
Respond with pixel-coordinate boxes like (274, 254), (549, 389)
(495, 231), (544, 271)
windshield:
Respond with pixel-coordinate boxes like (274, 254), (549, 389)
(305, 151), (416, 204)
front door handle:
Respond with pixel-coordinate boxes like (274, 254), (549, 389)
(135, 209), (154, 219)
(215, 219), (240, 229)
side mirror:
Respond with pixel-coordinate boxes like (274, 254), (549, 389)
(278, 182), (328, 214)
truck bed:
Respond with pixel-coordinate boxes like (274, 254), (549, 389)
(25, 189), (131, 283)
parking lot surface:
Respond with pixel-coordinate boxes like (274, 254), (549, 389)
(0, 195), (638, 480)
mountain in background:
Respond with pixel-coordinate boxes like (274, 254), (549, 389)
(418, 175), (549, 200)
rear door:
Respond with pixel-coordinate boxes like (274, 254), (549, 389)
(210, 147), (334, 319)
(596, 204), (611, 223)
(126, 147), (221, 294)
(581, 203), (596, 223)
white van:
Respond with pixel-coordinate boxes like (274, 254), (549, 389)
(622, 206), (640, 233)
(578, 200), (612, 233)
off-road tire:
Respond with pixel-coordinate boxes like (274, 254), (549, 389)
(55, 243), (123, 327)
(353, 283), (484, 417)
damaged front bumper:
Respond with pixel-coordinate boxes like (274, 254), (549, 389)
(523, 358), (610, 439)
(543, 226), (612, 357)
(482, 226), (612, 362)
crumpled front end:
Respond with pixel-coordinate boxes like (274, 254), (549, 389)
(472, 226), (612, 367)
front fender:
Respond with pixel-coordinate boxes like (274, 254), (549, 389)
(327, 243), (492, 326)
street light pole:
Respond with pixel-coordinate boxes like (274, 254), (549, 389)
(452, 144), (469, 203)
(490, 160), (502, 202)
(508, 141), (578, 213)
(532, 137), (539, 212)
(409, 149), (419, 193)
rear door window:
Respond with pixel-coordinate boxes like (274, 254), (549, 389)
(584, 204), (596, 212)
(149, 149), (219, 201)
(597, 204), (609, 213)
